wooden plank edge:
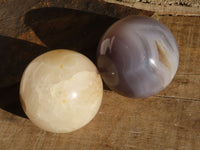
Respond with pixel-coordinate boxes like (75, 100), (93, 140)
(104, 0), (200, 16)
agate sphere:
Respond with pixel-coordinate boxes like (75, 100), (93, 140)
(97, 16), (179, 98)
(20, 50), (103, 133)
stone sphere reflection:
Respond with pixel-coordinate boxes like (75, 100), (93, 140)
(97, 16), (179, 98)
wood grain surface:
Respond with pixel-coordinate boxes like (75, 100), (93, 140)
(104, 0), (200, 16)
(0, 2), (200, 150)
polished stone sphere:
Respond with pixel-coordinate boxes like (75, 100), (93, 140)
(20, 50), (103, 133)
(97, 16), (179, 98)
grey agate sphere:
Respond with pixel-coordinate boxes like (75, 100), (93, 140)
(97, 16), (179, 98)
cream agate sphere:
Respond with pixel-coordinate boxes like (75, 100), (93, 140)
(20, 50), (103, 133)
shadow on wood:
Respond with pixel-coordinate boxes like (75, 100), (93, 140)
(24, 7), (118, 63)
(0, 36), (48, 118)
(0, 36), (48, 88)
(0, 83), (27, 118)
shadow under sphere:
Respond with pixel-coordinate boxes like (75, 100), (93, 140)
(0, 36), (47, 118)
(24, 7), (117, 62)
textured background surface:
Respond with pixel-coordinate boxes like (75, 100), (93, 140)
(107, 0), (200, 6)
(105, 0), (200, 15)
(0, 0), (200, 149)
